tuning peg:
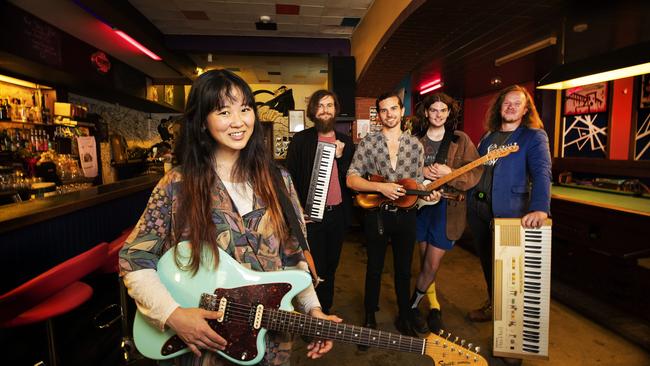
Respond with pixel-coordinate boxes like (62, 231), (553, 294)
(446, 332), (452, 340)
(460, 339), (466, 346)
(475, 346), (481, 353)
(454, 336), (459, 343)
(467, 343), (473, 350)
(438, 329), (445, 336)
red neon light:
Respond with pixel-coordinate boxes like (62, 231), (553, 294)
(419, 79), (441, 90)
(114, 30), (162, 61)
(419, 83), (443, 95)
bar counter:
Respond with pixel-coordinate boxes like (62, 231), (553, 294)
(1, 174), (162, 293)
(0, 174), (161, 234)
(550, 184), (650, 324)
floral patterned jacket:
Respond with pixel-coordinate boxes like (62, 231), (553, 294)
(119, 166), (310, 366)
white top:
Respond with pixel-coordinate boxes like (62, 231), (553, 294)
(222, 180), (254, 215)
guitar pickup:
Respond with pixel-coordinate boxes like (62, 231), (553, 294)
(217, 297), (227, 322)
(253, 304), (264, 329)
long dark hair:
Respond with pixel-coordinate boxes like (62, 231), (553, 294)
(174, 69), (289, 273)
(413, 92), (460, 138)
(486, 85), (543, 132)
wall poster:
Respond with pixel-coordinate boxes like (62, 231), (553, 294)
(564, 82), (608, 115)
(634, 108), (650, 161)
(561, 113), (608, 158)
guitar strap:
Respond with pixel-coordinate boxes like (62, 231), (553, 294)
(271, 166), (321, 287)
(434, 129), (456, 164)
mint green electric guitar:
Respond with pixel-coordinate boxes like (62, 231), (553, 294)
(133, 241), (487, 366)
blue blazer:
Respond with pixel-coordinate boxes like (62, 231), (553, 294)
(474, 126), (552, 218)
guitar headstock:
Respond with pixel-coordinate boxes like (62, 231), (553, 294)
(424, 330), (488, 366)
(486, 143), (519, 159)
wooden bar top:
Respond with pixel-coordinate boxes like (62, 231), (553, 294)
(0, 174), (161, 234)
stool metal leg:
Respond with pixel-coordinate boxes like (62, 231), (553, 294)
(119, 277), (141, 364)
(45, 319), (58, 366)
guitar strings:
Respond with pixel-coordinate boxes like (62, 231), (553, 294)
(205, 301), (423, 352)
(199, 298), (474, 355)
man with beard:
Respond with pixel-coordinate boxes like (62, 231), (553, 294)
(347, 92), (440, 339)
(287, 90), (354, 315)
(466, 85), (551, 365)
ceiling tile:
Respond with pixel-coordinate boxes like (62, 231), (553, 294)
(300, 5), (324, 16)
(320, 16), (343, 26)
(300, 15), (320, 25)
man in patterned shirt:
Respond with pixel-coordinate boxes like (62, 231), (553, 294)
(347, 91), (440, 340)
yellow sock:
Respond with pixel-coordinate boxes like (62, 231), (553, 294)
(426, 282), (440, 310)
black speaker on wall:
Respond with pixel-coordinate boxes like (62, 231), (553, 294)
(329, 56), (356, 121)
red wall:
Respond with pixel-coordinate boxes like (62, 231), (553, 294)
(462, 81), (535, 145)
(609, 77), (634, 160)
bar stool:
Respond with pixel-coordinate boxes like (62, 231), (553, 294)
(95, 227), (141, 364)
(0, 242), (108, 366)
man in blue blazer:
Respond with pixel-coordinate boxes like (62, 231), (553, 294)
(467, 85), (552, 323)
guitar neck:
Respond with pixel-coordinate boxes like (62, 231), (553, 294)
(265, 309), (425, 354)
(424, 155), (490, 191)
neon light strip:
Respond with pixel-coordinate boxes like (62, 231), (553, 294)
(419, 83), (443, 95)
(114, 30), (162, 61)
(419, 79), (441, 90)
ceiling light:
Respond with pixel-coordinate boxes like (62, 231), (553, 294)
(419, 79), (441, 91)
(114, 29), (162, 61)
(259, 15), (271, 23)
(537, 41), (650, 90)
(490, 77), (502, 86)
(207, 53), (212, 62)
(495, 37), (556, 67)
(573, 23), (588, 33)
(0, 74), (53, 89)
(420, 82), (443, 95)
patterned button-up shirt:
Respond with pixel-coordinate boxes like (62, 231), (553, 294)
(347, 131), (425, 183)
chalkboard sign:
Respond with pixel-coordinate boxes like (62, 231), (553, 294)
(20, 14), (62, 67)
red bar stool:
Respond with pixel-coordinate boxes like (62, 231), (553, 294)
(0, 242), (108, 366)
(95, 227), (141, 363)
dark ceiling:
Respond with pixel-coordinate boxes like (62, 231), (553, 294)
(355, 0), (650, 99)
(8, 0), (650, 102)
(356, 0), (566, 98)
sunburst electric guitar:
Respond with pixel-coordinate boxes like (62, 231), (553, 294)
(133, 241), (488, 365)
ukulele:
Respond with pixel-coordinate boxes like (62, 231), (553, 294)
(355, 144), (519, 210)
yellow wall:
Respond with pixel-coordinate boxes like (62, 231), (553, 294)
(351, 0), (414, 79)
(249, 83), (326, 112)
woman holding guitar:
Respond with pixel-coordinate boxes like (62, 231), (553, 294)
(408, 93), (482, 333)
(119, 70), (340, 366)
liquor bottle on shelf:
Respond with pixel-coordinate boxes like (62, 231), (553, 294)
(0, 99), (9, 121)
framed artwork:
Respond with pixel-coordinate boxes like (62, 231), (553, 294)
(353, 119), (370, 143)
(562, 113), (608, 158)
(164, 85), (174, 105)
(564, 82), (608, 115)
(634, 108), (650, 160)
(640, 74), (650, 109)
(288, 110), (305, 133)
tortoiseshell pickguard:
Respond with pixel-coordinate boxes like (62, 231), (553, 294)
(161, 283), (292, 361)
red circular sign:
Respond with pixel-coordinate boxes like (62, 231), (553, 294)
(91, 51), (111, 74)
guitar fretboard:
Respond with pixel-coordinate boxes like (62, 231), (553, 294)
(200, 295), (427, 354)
(265, 309), (426, 354)
(424, 144), (518, 191)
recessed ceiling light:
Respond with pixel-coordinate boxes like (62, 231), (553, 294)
(573, 23), (588, 33)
